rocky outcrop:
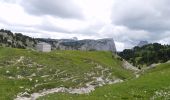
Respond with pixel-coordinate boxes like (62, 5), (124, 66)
(79, 38), (116, 52)
(0, 29), (116, 52)
(0, 29), (37, 49)
(38, 38), (117, 52)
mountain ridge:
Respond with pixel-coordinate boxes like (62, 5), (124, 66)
(0, 29), (116, 52)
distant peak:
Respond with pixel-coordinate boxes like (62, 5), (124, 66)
(138, 41), (148, 47)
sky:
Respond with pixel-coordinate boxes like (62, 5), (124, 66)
(0, 0), (170, 51)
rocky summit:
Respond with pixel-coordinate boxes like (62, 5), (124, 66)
(38, 38), (117, 52)
(0, 29), (116, 52)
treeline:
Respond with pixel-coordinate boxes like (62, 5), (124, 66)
(0, 29), (37, 49)
(118, 43), (170, 68)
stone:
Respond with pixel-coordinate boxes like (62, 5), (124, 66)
(38, 38), (116, 52)
(36, 42), (51, 52)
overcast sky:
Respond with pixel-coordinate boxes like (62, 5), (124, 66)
(0, 0), (170, 51)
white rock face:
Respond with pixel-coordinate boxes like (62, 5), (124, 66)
(49, 38), (116, 52)
(80, 38), (116, 52)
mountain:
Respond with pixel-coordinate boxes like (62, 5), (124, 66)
(0, 29), (116, 52)
(137, 41), (148, 47)
(1, 29), (170, 100)
(37, 38), (116, 52)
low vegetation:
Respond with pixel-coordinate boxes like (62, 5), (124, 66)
(38, 61), (170, 100)
(1, 42), (170, 100)
(0, 47), (134, 100)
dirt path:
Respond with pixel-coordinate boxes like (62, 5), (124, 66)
(15, 78), (123, 100)
(15, 64), (126, 100)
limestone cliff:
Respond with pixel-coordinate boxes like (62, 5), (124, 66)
(38, 38), (116, 52)
(0, 29), (116, 52)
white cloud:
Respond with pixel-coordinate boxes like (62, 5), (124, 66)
(74, 0), (113, 23)
(0, 2), (42, 26)
(20, 0), (83, 19)
(112, 0), (170, 32)
(115, 42), (124, 52)
(0, 0), (170, 51)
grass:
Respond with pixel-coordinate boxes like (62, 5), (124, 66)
(0, 47), (134, 100)
(1, 47), (170, 100)
(39, 62), (170, 100)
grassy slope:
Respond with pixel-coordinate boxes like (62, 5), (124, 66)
(39, 62), (170, 100)
(0, 47), (134, 100)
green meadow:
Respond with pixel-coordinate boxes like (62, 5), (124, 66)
(0, 47), (134, 100)
(0, 47), (170, 100)
(39, 62), (170, 100)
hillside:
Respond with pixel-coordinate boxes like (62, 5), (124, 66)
(0, 29), (37, 49)
(38, 61), (170, 100)
(118, 43), (170, 68)
(1, 30), (170, 100)
(1, 44), (170, 100)
(0, 47), (134, 100)
(0, 29), (116, 52)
